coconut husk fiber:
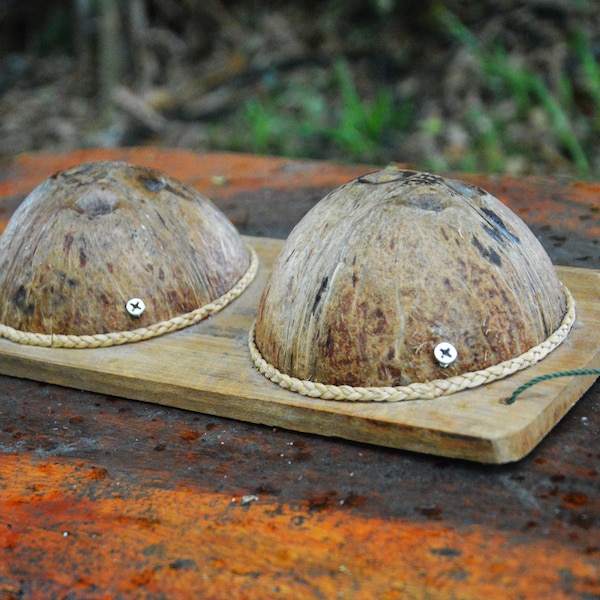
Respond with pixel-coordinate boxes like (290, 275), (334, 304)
(254, 168), (569, 390)
(0, 161), (255, 346)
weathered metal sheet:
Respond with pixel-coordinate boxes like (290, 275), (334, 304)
(0, 149), (598, 599)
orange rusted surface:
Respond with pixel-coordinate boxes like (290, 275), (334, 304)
(1, 148), (598, 268)
(0, 148), (369, 230)
(0, 371), (598, 600)
(1, 453), (597, 600)
(0, 150), (598, 598)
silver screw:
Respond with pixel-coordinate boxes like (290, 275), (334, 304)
(126, 298), (145, 317)
(434, 342), (457, 368)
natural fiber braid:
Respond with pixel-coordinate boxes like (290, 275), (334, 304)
(0, 246), (258, 349)
(249, 285), (576, 402)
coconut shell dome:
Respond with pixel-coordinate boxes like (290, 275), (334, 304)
(0, 161), (256, 347)
(252, 168), (573, 399)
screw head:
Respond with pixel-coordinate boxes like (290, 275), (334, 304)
(126, 298), (145, 317)
(434, 342), (458, 368)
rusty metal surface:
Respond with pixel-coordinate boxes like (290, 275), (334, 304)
(0, 149), (598, 599)
(0, 148), (598, 267)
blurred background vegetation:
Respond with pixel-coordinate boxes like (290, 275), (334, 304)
(1, 0), (599, 178)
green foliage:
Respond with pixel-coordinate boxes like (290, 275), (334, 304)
(36, 5), (76, 55)
(571, 29), (600, 122)
(328, 62), (405, 160)
(6, 1), (600, 177)
(433, 6), (599, 177)
(241, 61), (413, 163)
(240, 7), (600, 178)
(244, 99), (284, 155)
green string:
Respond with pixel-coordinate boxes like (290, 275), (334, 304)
(506, 369), (600, 404)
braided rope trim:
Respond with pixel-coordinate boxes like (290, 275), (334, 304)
(249, 285), (576, 402)
(0, 246), (258, 349)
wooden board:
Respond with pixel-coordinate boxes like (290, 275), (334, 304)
(0, 236), (598, 463)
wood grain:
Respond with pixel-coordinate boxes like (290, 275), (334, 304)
(0, 236), (597, 463)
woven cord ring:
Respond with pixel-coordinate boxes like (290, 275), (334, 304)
(249, 284), (576, 402)
(0, 246), (259, 349)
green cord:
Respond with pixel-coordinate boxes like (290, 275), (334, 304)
(506, 369), (600, 404)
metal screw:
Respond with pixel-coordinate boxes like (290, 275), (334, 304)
(434, 342), (457, 368)
(126, 298), (145, 317)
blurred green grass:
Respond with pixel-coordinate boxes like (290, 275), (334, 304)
(228, 6), (600, 179)
(2, 1), (600, 179)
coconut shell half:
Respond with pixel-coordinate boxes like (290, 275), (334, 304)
(253, 169), (570, 392)
(0, 161), (255, 346)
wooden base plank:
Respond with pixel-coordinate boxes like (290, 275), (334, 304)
(0, 236), (598, 463)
